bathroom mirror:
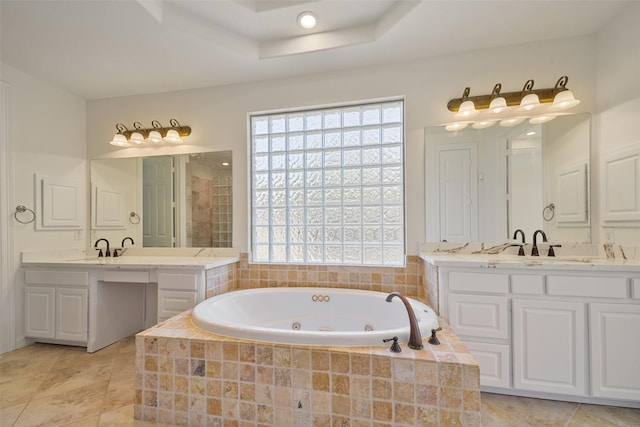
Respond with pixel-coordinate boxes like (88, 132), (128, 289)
(90, 150), (232, 248)
(425, 113), (590, 243)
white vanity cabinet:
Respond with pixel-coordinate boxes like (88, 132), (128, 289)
(434, 262), (640, 407)
(22, 255), (238, 352)
(25, 269), (89, 344)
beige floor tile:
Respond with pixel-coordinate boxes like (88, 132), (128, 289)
(98, 404), (175, 427)
(0, 373), (48, 409)
(567, 403), (640, 427)
(102, 377), (135, 413)
(61, 416), (100, 427)
(481, 392), (578, 427)
(0, 403), (26, 426)
(13, 381), (109, 427)
(32, 358), (114, 400)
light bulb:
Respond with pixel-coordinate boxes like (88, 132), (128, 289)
(109, 134), (130, 147)
(130, 132), (145, 145)
(454, 100), (479, 119)
(529, 115), (558, 124)
(297, 12), (317, 29)
(500, 117), (525, 127)
(489, 97), (508, 114)
(445, 122), (468, 131)
(549, 90), (580, 111)
(517, 93), (541, 112)
(164, 129), (183, 144)
(146, 130), (163, 144)
(472, 121), (496, 129)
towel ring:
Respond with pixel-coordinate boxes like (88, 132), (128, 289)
(543, 203), (555, 221)
(129, 211), (140, 224)
(14, 205), (36, 224)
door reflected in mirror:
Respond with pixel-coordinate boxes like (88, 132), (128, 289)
(425, 114), (590, 243)
(91, 150), (232, 248)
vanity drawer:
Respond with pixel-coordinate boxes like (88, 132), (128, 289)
(511, 275), (544, 295)
(158, 272), (200, 291)
(547, 276), (628, 298)
(102, 270), (150, 283)
(25, 270), (88, 286)
(449, 272), (509, 294)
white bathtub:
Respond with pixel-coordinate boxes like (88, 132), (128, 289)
(191, 287), (439, 346)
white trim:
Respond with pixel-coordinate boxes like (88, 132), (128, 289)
(0, 81), (16, 353)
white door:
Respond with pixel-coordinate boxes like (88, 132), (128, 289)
(513, 299), (587, 396)
(25, 286), (55, 339)
(55, 287), (88, 342)
(589, 303), (640, 401)
(143, 156), (174, 247)
(437, 145), (477, 242)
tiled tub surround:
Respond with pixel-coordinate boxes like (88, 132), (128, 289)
(237, 253), (422, 297)
(134, 310), (481, 427)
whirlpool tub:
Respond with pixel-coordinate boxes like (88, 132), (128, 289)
(191, 287), (439, 346)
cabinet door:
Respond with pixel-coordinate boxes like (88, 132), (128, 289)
(448, 294), (509, 339)
(465, 341), (511, 389)
(590, 303), (640, 401)
(25, 286), (55, 339)
(158, 291), (196, 322)
(56, 288), (88, 342)
(513, 299), (586, 396)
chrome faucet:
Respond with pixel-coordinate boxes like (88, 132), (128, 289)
(531, 229), (548, 256)
(94, 238), (111, 257)
(385, 292), (423, 350)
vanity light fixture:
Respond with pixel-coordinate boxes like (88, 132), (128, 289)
(108, 119), (191, 147)
(297, 11), (318, 29)
(444, 76), (580, 131)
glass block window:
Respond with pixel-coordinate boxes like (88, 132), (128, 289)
(250, 100), (405, 266)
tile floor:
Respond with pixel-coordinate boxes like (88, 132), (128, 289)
(1, 338), (639, 427)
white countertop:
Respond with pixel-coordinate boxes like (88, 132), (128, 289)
(22, 248), (239, 270)
(420, 252), (640, 272)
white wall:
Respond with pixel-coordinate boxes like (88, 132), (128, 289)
(87, 36), (596, 255)
(1, 63), (87, 348)
(595, 1), (640, 243)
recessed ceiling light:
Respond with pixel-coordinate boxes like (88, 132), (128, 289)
(526, 131), (536, 136)
(222, 162), (230, 166)
(297, 11), (317, 30)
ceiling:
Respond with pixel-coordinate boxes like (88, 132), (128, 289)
(0, 0), (629, 100)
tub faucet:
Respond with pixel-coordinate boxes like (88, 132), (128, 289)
(531, 229), (548, 256)
(385, 292), (423, 350)
(94, 238), (111, 257)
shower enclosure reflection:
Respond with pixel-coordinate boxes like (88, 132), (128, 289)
(91, 151), (232, 248)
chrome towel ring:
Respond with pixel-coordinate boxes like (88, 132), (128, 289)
(14, 205), (36, 224)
